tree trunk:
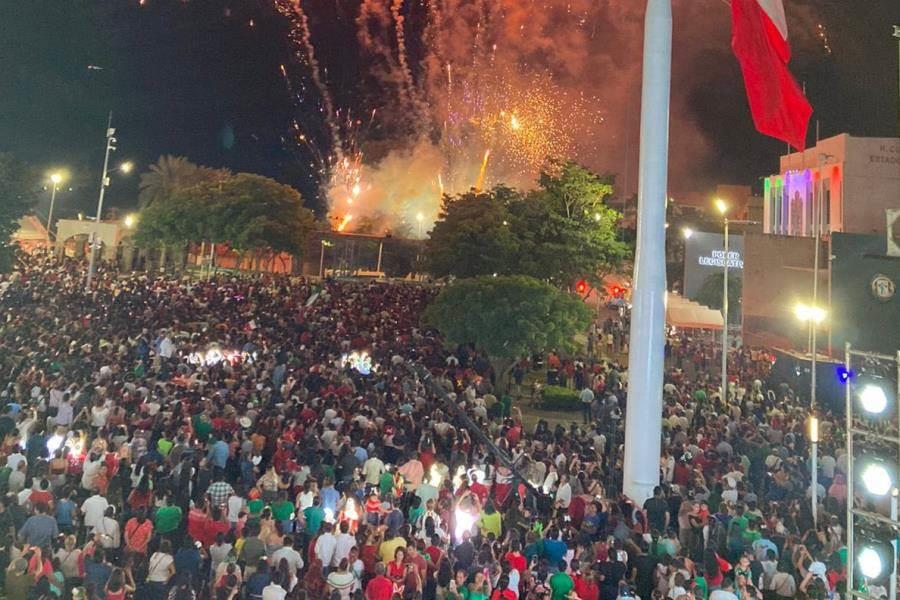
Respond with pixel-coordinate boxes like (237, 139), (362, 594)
(159, 245), (168, 273)
(489, 357), (517, 395)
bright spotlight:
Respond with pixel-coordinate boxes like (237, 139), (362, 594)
(859, 462), (894, 497)
(857, 546), (883, 580)
(859, 385), (888, 415)
(681, 227), (694, 239)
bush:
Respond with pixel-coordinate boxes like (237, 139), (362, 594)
(539, 385), (581, 411)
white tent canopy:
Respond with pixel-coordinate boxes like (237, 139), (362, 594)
(666, 292), (724, 330)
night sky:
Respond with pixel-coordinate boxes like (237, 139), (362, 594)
(1, 0), (898, 220)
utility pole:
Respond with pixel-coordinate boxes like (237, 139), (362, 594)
(85, 113), (116, 291)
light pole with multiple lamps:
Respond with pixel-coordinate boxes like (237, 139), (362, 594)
(46, 172), (65, 243)
(843, 344), (899, 600)
(85, 114), (132, 291)
(712, 200), (757, 402)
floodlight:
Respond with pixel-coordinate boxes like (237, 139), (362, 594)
(852, 375), (894, 417)
(859, 461), (894, 497)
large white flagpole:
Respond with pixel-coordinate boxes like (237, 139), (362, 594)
(623, 0), (671, 504)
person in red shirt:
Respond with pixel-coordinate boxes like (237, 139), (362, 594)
(187, 499), (208, 544)
(468, 473), (489, 506)
(123, 507), (154, 555)
(573, 567), (600, 600)
(29, 479), (54, 510)
(203, 506), (231, 547)
(365, 562), (395, 600)
(504, 540), (527, 574)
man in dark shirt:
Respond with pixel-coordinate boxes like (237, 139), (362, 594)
(643, 486), (670, 533)
(630, 542), (658, 600)
(84, 548), (112, 591)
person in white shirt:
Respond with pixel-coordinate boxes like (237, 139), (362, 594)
(81, 493), (110, 530)
(227, 492), (245, 526)
(55, 397), (74, 427)
(81, 455), (104, 491)
(6, 447), (26, 471)
(261, 581), (288, 600)
(314, 522), (338, 569)
(269, 536), (304, 572)
(93, 506), (121, 549)
(332, 521), (356, 567)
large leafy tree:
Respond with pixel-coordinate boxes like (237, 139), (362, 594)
(138, 155), (230, 208)
(423, 164), (628, 286)
(513, 162), (628, 286)
(0, 153), (37, 271)
(694, 272), (742, 324)
(135, 172), (315, 260)
(423, 275), (592, 379)
(424, 187), (520, 278)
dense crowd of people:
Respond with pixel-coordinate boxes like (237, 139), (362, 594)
(0, 254), (851, 600)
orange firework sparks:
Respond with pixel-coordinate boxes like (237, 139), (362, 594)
(474, 149), (491, 191)
(337, 214), (353, 232)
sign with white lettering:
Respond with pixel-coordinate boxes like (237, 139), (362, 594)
(683, 232), (744, 299)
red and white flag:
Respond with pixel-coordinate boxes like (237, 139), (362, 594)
(731, 0), (812, 150)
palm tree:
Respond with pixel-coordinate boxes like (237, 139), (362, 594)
(138, 155), (229, 208)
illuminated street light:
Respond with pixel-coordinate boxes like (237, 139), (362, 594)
(794, 303), (827, 324)
(714, 198), (728, 215)
(119, 161), (134, 174)
(123, 214), (137, 229)
(859, 385), (889, 415)
(859, 461), (895, 497)
(47, 170), (67, 242)
(858, 546), (885, 580)
(682, 227), (693, 239)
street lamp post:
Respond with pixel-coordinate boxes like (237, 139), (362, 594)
(795, 301), (827, 526)
(713, 201), (758, 402)
(86, 115), (117, 291)
(714, 199), (730, 401)
(46, 173), (63, 244)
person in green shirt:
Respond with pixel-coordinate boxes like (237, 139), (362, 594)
(192, 413), (212, 444)
(379, 470), (394, 498)
(478, 502), (502, 539)
(157, 436), (174, 457)
(271, 492), (294, 528)
(549, 561), (575, 600)
(408, 495), (425, 526)
(693, 569), (709, 600)
(246, 494), (265, 525)
(154, 497), (182, 535)
(303, 496), (326, 536)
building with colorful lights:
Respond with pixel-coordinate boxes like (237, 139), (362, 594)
(763, 134), (900, 237)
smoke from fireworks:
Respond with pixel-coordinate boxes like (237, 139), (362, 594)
(273, 0), (823, 237)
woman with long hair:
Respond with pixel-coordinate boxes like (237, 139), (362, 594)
(302, 558), (327, 598)
(104, 567), (135, 600)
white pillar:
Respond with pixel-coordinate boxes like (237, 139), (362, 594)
(623, 0), (671, 504)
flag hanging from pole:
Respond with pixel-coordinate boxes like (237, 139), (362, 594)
(731, 0), (812, 150)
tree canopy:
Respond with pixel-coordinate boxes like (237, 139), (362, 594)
(694, 271), (742, 324)
(138, 155), (230, 208)
(0, 153), (37, 271)
(424, 162), (628, 286)
(135, 172), (315, 256)
(424, 188), (520, 279)
(423, 275), (593, 361)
